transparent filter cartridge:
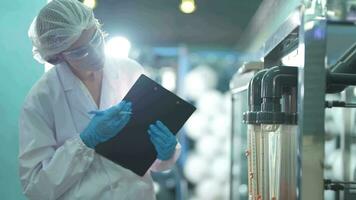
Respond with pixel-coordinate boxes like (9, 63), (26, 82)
(260, 124), (297, 200)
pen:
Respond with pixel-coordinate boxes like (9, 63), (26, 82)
(88, 111), (132, 115)
(119, 111), (132, 114)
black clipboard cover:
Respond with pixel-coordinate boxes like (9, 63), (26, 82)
(95, 74), (196, 176)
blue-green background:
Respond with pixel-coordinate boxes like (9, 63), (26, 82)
(0, 0), (45, 199)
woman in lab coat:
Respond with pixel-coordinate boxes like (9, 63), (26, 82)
(18, 0), (180, 199)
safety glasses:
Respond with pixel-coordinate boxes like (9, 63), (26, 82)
(62, 29), (104, 60)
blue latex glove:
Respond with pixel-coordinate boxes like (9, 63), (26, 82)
(148, 121), (177, 161)
(80, 101), (132, 148)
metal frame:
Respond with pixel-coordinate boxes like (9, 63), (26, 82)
(297, 1), (327, 199)
(262, 2), (327, 199)
(230, 0), (356, 199)
(249, 1), (327, 199)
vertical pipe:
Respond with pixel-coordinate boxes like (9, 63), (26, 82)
(340, 88), (352, 199)
(177, 45), (190, 200)
(230, 94), (235, 200)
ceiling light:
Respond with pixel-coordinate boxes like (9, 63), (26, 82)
(105, 36), (131, 58)
(83, 0), (96, 9)
(180, 0), (196, 14)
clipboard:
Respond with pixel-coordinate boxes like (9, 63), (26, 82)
(95, 74), (196, 176)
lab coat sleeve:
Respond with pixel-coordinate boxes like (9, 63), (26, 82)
(18, 100), (95, 200)
(149, 143), (181, 172)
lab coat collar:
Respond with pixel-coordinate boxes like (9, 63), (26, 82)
(55, 63), (95, 121)
(55, 62), (79, 92)
(55, 61), (119, 93)
(100, 59), (121, 109)
(56, 59), (121, 112)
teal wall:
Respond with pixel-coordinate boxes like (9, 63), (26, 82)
(0, 0), (45, 199)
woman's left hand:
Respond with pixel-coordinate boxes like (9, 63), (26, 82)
(148, 121), (177, 161)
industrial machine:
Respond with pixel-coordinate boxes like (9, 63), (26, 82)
(230, 0), (356, 199)
(243, 66), (298, 200)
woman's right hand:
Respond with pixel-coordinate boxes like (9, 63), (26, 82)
(80, 101), (132, 148)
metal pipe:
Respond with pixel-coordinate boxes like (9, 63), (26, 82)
(327, 42), (356, 93)
(327, 72), (356, 85)
(329, 42), (356, 74)
(325, 101), (356, 108)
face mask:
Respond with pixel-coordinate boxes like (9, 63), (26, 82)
(62, 30), (106, 71)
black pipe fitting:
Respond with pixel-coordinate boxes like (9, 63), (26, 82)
(326, 72), (356, 93)
(261, 66), (298, 100)
(328, 72), (356, 85)
(249, 69), (269, 111)
(257, 66), (298, 124)
(242, 69), (268, 124)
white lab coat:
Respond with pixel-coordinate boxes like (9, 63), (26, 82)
(18, 57), (181, 200)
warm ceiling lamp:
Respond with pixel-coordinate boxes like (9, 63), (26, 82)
(180, 0), (196, 14)
(83, 0), (96, 9)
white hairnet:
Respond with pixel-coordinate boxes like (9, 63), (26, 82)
(28, 0), (100, 64)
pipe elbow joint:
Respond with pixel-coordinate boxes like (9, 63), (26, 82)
(261, 66), (298, 99)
